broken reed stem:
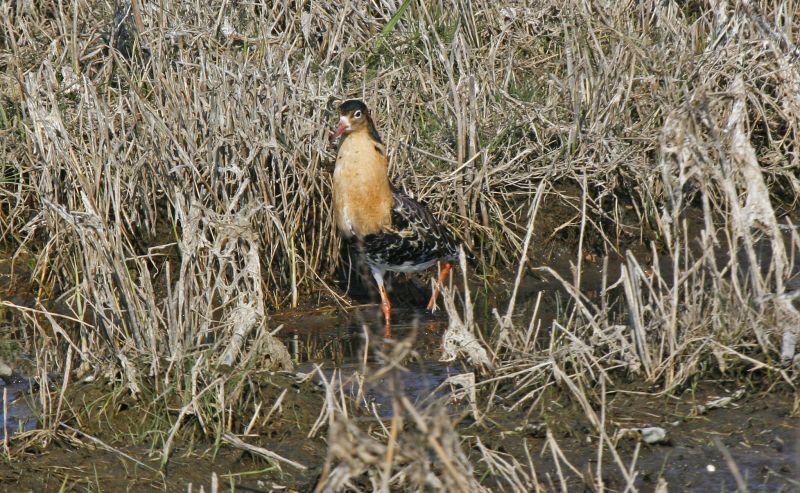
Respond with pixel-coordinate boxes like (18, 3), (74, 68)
(61, 422), (164, 479)
(713, 437), (749, 493)
(575, 170), (588, 291)
(381, 411), (400, 490)
(221, 432), (307, 471)
(505, 180), (547, 321)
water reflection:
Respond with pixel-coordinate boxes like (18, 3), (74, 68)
(275, 307), (466, 416)
(1, 377), (38, 440)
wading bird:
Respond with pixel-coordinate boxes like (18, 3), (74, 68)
(332, 100), (459, 336)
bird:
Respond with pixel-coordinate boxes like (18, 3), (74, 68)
(331, 99), (459, 335)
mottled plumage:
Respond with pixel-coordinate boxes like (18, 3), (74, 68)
(363, 184), (458, 272)
(332, 100), (459, 333)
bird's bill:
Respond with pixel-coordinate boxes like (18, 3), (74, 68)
(333, 116), (351, 138)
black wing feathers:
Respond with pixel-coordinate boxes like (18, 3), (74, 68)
(363, 184), (458, 269)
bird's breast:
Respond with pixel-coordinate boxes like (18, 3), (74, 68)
(333, 132), (393, 238)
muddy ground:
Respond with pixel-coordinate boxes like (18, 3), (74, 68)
(1, 202), (799, 492)
(1, 301), (798, 492)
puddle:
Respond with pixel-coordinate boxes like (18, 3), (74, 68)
(0, 376), (38, 440)
(274, 306), (466, 416)
(304, 360), (465, 417)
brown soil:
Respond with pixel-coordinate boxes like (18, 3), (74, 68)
(476, 381), (800, 492)
(2, 341), (797, 492)
(1, 371), (329, 492)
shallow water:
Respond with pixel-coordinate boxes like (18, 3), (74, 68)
(0, 376), (37, 440)
(275, 306), (466, 416)
(2, 232), (799, 490)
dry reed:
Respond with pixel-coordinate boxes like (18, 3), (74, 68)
(0, 0), (798, 491)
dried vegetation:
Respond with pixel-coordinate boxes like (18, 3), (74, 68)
(1, 0), (799, 491)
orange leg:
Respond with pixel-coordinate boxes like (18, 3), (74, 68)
(378, 282), (392, 337)
(426, 263), (452, 312)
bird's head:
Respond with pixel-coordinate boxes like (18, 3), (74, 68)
(334, 99), (371, 139)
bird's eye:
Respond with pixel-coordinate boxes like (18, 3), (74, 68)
(353, 110), (362, 119)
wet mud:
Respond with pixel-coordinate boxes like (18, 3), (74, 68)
(1, 213), (799, 491)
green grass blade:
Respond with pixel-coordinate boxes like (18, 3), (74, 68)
(376, 0), (412, 50)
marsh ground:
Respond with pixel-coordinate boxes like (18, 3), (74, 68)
(2, 247), (799, 492)
(2, 313), (798, 492)
(2, 1), (800, 491)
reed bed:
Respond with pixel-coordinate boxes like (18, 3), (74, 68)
(1, 0), (799, 490)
